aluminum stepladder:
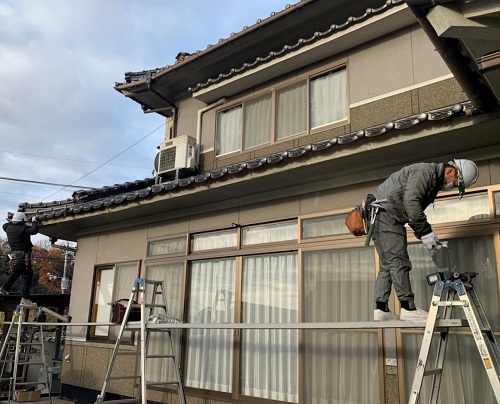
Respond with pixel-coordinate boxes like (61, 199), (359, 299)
(0, 304), (51, 402)
(96, 278), (186, 404)
(408, 271), (500, 403)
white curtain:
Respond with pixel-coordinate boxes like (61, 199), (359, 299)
(241, 253), (299, 402)
(191, 230), (238, 251)
(242, 221), (297, 245)
(276, 81), (307, 139)
(108, 263), (139, 340)
(404, 236), (499, 402)
(425, 194), (489, 224)
(147, 237), (186, 256)
(310, 69), (347, 129)
(244, 94), (272, 149)
(302, 214), (350, 238)
(144, 263), (185, 385)
(302, 248), (380, 404)
(217, 106), (242, 155)
(185, 259), (236, 392)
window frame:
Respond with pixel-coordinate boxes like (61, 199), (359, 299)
(215, 64), (348, 157)
(89, 261), (141, 340)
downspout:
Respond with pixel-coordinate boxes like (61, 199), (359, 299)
(404, 0), (498, 113)
(196, 98), (227, 167)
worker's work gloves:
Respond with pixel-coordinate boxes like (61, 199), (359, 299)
(421, 232), (441, 252)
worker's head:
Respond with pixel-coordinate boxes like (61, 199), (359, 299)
(11, 212), (26, 223)
(444, 159), (479, 196)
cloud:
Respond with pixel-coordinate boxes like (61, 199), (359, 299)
(0, 0), (292, 239)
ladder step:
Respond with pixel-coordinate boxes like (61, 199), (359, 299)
(13, 361), (45, 365)
(145, 354), (175, 359)
(146, 381), (180, 387)
(15, 381), (47, 386)
(423, 368), (443, 376)
(116, 351), (139, 356)
(108, 375), (140, 380)
(145, 304), (166, 308)
(144, 280), (163, 285)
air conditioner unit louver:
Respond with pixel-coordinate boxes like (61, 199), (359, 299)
(155, 135), (197, 178)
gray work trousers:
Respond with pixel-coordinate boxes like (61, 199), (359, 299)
(373, 210), (415, 309)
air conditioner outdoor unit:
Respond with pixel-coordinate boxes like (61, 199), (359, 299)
(156, 135), (197, 178)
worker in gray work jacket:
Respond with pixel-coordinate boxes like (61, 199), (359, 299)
(1, 212), (39, 306)
(372, 159), (478, 321)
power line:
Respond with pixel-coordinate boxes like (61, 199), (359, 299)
(0, 176), (92, 189)
(0, 148), (151, 170)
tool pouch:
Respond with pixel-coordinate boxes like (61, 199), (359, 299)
(345, 204), (366, 236)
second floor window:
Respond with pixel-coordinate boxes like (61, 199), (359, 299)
(217, 67), (347, 156)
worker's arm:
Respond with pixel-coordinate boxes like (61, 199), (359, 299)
(24, 220), (39, 236)
(404, 169), (435, 238)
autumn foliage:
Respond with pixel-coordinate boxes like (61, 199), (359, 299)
(0, 237), (71, 295)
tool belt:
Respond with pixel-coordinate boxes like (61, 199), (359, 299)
(364, 194), (387, 246)
(8, 251), (31, 272)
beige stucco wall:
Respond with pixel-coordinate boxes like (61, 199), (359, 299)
(191, 23), (454, 170)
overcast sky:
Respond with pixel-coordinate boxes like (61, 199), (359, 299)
(0, 1), (293, 242)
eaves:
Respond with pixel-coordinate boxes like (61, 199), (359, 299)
(19, 100), (500, 242)
(114, 0), (409, 115)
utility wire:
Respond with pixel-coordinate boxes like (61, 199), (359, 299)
(41, 122), (165, 201)
(0, 176), (92, 189)
(0, 149), (150, 170)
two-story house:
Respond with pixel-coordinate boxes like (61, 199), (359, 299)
(16, 0), (500, 403)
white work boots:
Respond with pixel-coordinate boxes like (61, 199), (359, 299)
(374, 307), (428, 321)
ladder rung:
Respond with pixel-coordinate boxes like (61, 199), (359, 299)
(98, 400), (139, 404)
(15, 381), (47, 386)
(144, 280), (163, 285)
(108, 375), (140, 380)
(146, 381), (179, 386)
(18, 343), (43, 347)
(15, 361), (45, 365)
(145, 304), (166, 308)
(423, 368), (443, 376)
(145, 354), (175, 359)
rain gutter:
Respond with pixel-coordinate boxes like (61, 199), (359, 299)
(404, 0), (498, 113)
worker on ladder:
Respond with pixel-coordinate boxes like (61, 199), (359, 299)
(0, 212), (39, 306)
(371, 159), (478, 321)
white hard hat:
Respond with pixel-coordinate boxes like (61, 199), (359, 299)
(11, 212), (26, 223)
(448, 159), (479, 196)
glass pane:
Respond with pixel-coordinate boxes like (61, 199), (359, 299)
(185, 259), (236, 392)
(303, 248), (379, 403)
(311, 68), (347, 129)
(244, 93), (272, 149)
(303, 331), (380, 404)
(303, 248), (375, 322)
(494, 191), (500, 217)
(191, 229), (238, 251)
(276, 80), (307, 140)
(145, 263), (184, 386)
(241, 254), (298, 402)
(109, 263), (139, 340)
(402, 333), (497, 403)
(148, 237), (186, 256)
(242, 221), (297, 245)
(94, 268), (114, 336)
(217, 106), (242, 155)
(408, 236), (500, 330)
(302, 214), (350, 238)
(424, 194), (489, 224)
